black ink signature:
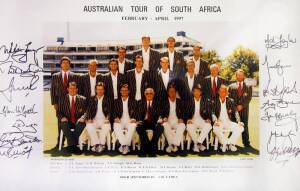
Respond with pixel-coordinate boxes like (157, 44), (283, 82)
(267, 59), (291, 76)
(0, 42), (44, 65)
(267, 130), (300, 165)
(265, 34), (296, 51)
(263, 77), (297, 99)
(0, 76), (39, 103)
(261, 98), (300, 111)
(0, 104), (37, 118)
(0, 119), (41, 159)
(8, 62), (44, 77)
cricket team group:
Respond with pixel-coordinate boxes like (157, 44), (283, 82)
(49, 36), (253, 157)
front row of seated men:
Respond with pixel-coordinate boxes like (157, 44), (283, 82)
(57, 79), (244, 156)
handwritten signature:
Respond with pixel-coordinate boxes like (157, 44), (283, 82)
(0, 104), (37, 118)
(0, 119), (41, 159)
(265, 34), (296, 51)
(0, 76), (39, 103)
(0, 42), (44, 65)
(262, 34), (299, 165)
(267, 130), (300, 165)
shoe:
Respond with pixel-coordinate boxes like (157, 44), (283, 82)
(193, 144), (200, 152)
(221, 144), (227, 152)
(229, 144), (237, 152)
(122, 146), (130, 155)
(166, 146), (172, 153)
(148, 153), (157, 157)
(72, 146), (82, 155)
(49, 145), (59, 151)
(96, 145), (105, 153)
(91, 145), (98, 152)
(198, 144), (206, 151)
(172, 145), (178, 152)
(119, 145), (125, 153)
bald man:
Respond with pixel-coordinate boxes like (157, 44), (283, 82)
(79, 59), (103, 103)
(202, 64), (229, 100)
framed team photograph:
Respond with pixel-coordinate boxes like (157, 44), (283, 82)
(43, 22), (259, 158)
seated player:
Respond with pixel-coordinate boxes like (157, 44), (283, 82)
(113, 84), (138, 154)
(212, 85), (244, 152)
(84, 82), (113, 153)
(161, 83), (186, 153)
(186, 84), (212, 152)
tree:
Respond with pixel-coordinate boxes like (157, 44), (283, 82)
(201, 49), (222, 66)
(222, 46), (259, 79)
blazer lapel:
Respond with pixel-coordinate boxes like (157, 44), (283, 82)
(65, 95), (71, 118)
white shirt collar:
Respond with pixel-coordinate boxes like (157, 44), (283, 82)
(142, 47), (150, 53)
(97, 95), (104, 101)
(68, 94), (76, 103)
(186, 72), (194, 78)
(122, 97), (129, 102)
(168, 49), (175, 54)
(111, 71), (118, 77)
(193, 56), (200, 62)
(168, 98), (176, 104)
(118, 59), (125, 65)
(194, 97), (201, 103)
(135, 68), (144, 75)
(161, 69), (170, 75)
(89, 72), (97, 78)
(220, 98), (227, 104)
(147, 100), (152, 106)
(62, 70), (69, 77)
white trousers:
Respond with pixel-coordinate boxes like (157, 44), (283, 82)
(186, 118), (212, 144)
(213, 120), (244, 145)
(113, 122), (137, 146)
(163, 121), (186, 146)
(85, 120), (111, 146)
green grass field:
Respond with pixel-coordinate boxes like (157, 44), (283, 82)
(43, 91), (259, 157)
